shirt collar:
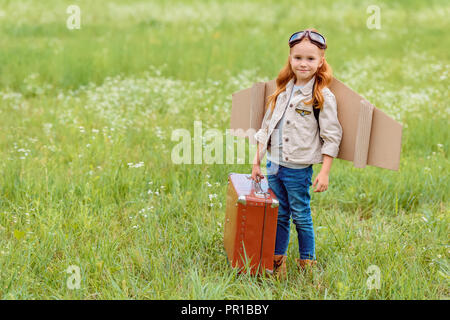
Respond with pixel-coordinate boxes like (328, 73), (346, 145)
(286, 75), (316, 96)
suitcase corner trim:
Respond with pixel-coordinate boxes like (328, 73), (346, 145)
(237, 195), (246, 205)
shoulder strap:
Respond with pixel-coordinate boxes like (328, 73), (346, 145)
(312, 80), (320, 133)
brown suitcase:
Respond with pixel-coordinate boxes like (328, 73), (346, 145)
(224, 173), (279, 275)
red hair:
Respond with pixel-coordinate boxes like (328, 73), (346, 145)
(267, 28), (332, 112)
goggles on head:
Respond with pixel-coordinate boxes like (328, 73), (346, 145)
(289, 30), (327, 49)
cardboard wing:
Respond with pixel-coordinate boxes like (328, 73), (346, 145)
(230, 77), (402, 171)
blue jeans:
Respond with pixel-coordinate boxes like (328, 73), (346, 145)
(266, 160), (316, 260)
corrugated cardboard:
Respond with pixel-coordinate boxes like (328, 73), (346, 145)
(230, 77), (402, 171)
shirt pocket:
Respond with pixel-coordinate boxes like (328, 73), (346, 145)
(291, 103), (316, 143)
(293, 102), (314, 125)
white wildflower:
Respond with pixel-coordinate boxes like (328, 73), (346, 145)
(209, 193), (218, 201)
(128, 161), (144, 168)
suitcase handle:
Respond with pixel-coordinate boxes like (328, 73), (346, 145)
(251, 179), (270, 198)
(245, 174), (270, 198)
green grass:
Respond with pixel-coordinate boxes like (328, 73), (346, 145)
(0, 0), (448, 299)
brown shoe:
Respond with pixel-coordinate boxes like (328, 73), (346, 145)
(273, 255), (287, 279)
(296, 258), (317, 271)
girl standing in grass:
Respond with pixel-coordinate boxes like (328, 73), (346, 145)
(251, 28), (342, 278)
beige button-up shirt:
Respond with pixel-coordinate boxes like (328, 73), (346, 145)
(254, 76), (342, 165)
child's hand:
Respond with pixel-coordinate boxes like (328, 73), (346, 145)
(251, 164), (264, 183)
(313, 171), (329, 192)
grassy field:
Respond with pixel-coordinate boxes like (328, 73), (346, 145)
(0, 0), (448, 299)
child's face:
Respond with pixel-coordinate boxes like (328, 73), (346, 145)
(289, 39), (324, 84)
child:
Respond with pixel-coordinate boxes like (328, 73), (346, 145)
(251, 29), (342, 278)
